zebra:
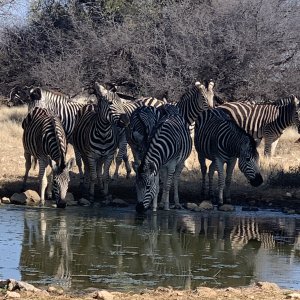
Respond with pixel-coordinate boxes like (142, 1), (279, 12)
(22, 107), (75, 208)
(216, 95), (300, 156)
(135, 105), (192, 212)
(112, 95), (166, 179)
(194, 109), (263, 205)
(72, 82), (128, 202)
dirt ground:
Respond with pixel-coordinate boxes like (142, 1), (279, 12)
(1, 281), (300, 300)
(1, 105), (300, 299)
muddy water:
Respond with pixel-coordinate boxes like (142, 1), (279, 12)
(0, 205), (300, 291)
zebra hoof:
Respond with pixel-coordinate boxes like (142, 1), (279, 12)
(170, 204), (183, 209)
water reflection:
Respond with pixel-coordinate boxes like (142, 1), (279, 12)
(1, 206), (300, 291)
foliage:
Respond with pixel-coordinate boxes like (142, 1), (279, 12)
(268, 166), (300, 188)
(0, 0), (299, 100)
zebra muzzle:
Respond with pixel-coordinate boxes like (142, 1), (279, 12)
(249, 174), (263, 187)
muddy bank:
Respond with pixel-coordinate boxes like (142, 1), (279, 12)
(1, 279), (300, 300)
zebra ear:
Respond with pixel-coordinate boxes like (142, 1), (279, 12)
(94, 82), (108, 98)
(132, 131), (144, 144)
(292, 95), (300, 107)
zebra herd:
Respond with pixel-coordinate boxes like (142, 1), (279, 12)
(8, 81), (300, 211)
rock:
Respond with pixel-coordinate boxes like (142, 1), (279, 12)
(1, 197), (11, 204)
(0, 279), (8, 288)
(10, 193), (26, 205)
(94, 290), (114, 300)
(256, 281), (279, 290)
(47, 286), (57, 293)
(110, 198), (129, 207)
(24, 190), (40, 206)
(5, 291), (21, 298)
(195, 287), (218, 298)
(198, 201), (214, 211)
(218, 204), (235, 212)
(286, 192), (292, 197)
(6, 279), (41, 292)
(78, 198), (91, 206)
(185, 202), (198, 211)
(66, 193), (78, 206)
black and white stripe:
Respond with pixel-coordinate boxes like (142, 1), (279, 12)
(112, 95), (166, 179)
(72, 83), (128, 201)
(22, 107), (75, 208)
(216, 95), (300, 156)
(135, 105), (192, 212)
(194, 109), (263, 205)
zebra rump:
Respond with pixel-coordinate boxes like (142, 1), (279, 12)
(195, 109), (263, 205)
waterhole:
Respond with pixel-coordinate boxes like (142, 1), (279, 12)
(0, 205), (300, 291)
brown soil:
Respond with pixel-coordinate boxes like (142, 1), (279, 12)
(1, 281), (300, 300)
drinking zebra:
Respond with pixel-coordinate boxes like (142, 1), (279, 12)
(216, 95), (300, 156)
(194, 109), (263, 205)
(135, 105), (192, 212)
(72, 82), (128, 202)
(22, 107), (75, 208)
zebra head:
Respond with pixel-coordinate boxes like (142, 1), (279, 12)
(7, 85), (31, 107)
(238, 136), (263, 187)
(94, 82), (129, 126)
(51, 158), (75, 208)
(135, 162), (159, 213)
(195, 80), (215, 109)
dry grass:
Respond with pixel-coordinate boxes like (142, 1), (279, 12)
(1, 105), (300, 207)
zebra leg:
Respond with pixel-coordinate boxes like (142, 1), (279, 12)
(74, 147), (85, 187)
(97, 160), (104, 191)
(224, 158), (237, 203)
(46, 170), (53, 199)
(172, 162), (185, 209)
(87, 158), (97, 202)
(113, 131), (128, 179)
(102, 154), (114, 202)
(215, 159), (225, 206)
(123, 148), (132, 179)
(208, 160), (216, 201)
(264, 138), (279, 157)
(22, 152), (32, 192)
(38, 159), (49, 206)
(160, 163), (176, 211)
(199, 154), (207, 196)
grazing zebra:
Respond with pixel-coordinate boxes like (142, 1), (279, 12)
(216, 95), (300, 156)
(194, 109), (263, 205)
(135, 105), (192, 212)
(22, 107), (75, 208)
(72, 82), (128, 202)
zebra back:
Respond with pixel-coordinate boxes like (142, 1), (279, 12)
(217, 95), (300, 139)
